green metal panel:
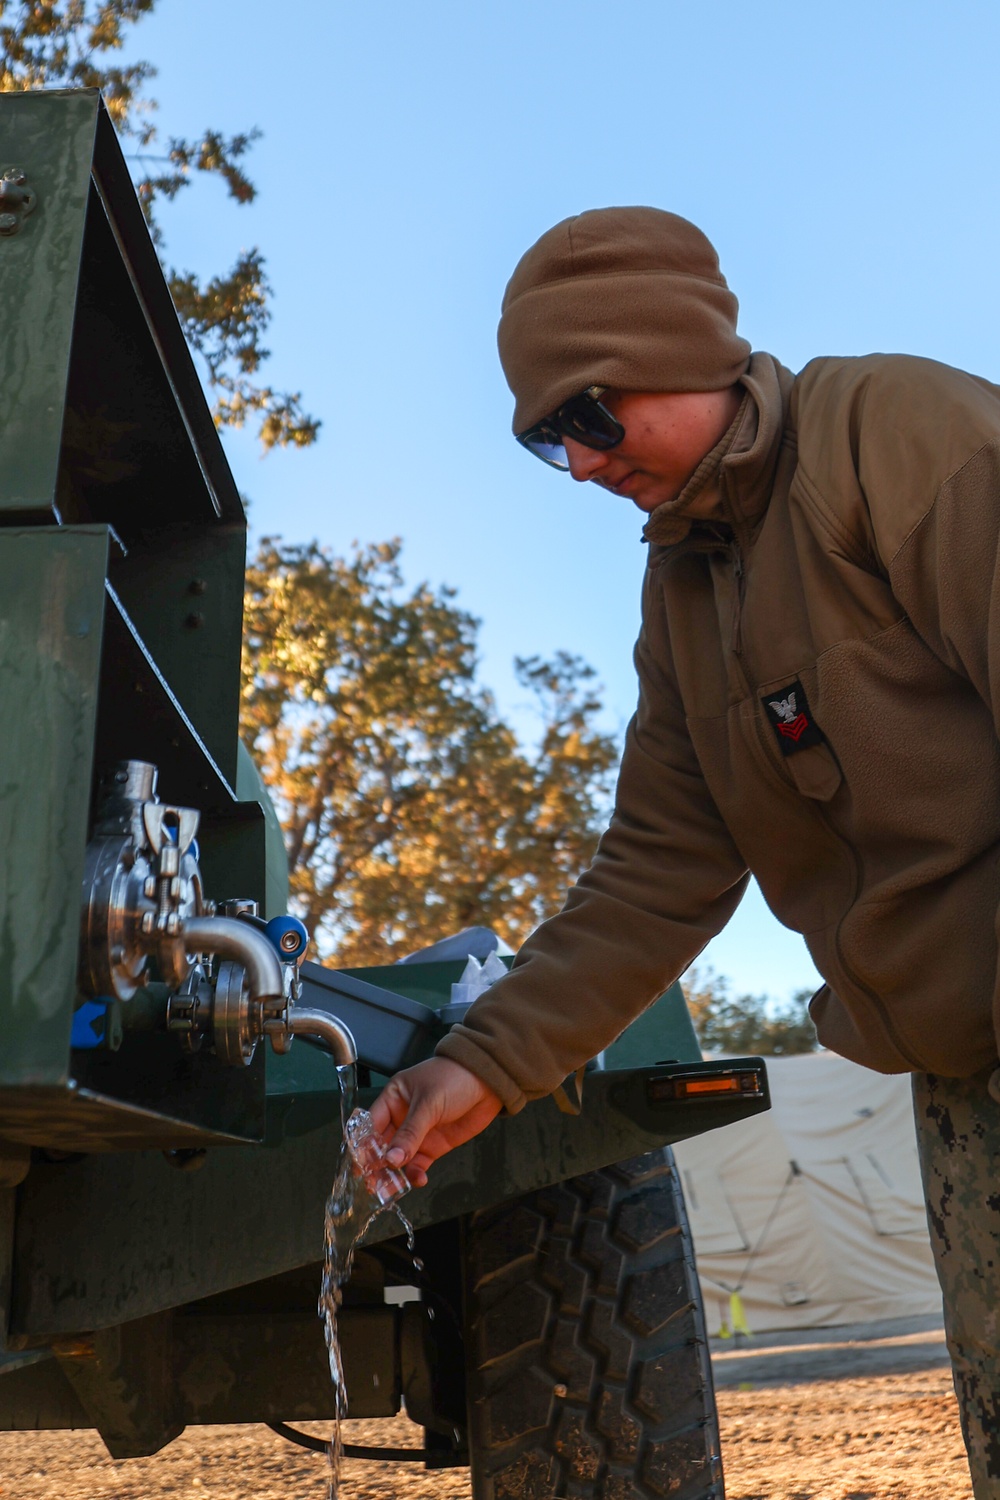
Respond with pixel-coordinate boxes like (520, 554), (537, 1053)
(0, 1353), (88, 1430)
(0, 526), (107, 1084)
(0, 1079), (266, 1155)
(0, 532), (277, 1146)
(103, 524), (247, 792)
(0, 89), (98, 516)
(0, 84), (289, 1150)
(235, 740), (289, 919)
(0, 1304), (396, 1432)
(602, 981), (702, 1068)
(0, 87), (251, 783)
(54, 1312), (182, 1458)
(8, 1065), (769, 1339)
(342, 959), (497, 1008)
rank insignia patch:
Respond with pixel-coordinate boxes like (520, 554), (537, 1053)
(761, 678), (825, 756)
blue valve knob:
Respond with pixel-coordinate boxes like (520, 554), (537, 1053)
(264, 915), (309, 962)
(71, 998), (109, 1050)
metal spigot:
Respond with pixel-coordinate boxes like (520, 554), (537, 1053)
(274, 1007), (357, 1065)
(178, 912), (356, 1068)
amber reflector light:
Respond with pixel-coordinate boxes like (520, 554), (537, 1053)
(646, 1070), (764, 1104)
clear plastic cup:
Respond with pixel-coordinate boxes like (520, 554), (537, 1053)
(345, 1108), (410, 1206)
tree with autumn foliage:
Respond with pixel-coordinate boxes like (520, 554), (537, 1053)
(240, 538), (619, 966)
(0, 0), (317, 449)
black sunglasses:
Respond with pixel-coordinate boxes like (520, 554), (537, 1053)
(516, 386), (625, 471)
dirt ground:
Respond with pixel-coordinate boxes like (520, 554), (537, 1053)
(0, 1318), (973, 1499)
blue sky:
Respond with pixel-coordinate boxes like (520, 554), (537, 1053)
(121, 0), (1000, 1000)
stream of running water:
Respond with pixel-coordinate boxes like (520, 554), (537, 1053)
(318, 1065), (419, 1497)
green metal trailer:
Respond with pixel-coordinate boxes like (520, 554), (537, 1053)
(0, 87), (770, 1499)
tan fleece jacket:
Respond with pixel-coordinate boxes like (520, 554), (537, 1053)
(438, 351), (1000, 1110)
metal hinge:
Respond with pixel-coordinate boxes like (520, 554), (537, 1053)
(0, 166), (37, 237)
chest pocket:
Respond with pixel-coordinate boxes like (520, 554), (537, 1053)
(785, 742), (842, 802)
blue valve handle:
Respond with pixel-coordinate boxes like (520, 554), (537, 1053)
(71, 998), (109, 1050)
(264, 915), (309, 962)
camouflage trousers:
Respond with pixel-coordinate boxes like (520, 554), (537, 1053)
(914, 1068), (1000, 1498)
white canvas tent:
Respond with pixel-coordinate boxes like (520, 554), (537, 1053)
(671, 1051), (943, 1333)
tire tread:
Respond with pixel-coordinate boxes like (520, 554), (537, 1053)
(465, 1146), (723, 1499)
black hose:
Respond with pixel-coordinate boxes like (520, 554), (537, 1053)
(266, 1421), (438, 1462)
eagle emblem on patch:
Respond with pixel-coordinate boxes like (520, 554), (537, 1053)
(761, 680), (825, 756)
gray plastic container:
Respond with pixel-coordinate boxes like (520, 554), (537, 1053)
(297, 961), (443, 1075)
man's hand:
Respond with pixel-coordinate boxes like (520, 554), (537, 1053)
(369, 1057), (503, 1189)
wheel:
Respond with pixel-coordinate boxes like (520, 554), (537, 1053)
(463, 1146), (723, 1500)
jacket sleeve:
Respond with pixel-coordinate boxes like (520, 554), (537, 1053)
(435, 558), (750, 1113)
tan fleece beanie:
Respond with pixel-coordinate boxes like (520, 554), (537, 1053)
(498, 207), (751, 433)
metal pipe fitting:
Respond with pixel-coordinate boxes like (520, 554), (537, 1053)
(181, 916), (284, 1004)
(283, 1007), (357, 1066)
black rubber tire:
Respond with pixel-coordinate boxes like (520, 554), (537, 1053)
(463, 1146), (723, 1500)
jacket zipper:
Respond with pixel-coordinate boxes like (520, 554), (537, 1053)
(675, 529), (748, 670)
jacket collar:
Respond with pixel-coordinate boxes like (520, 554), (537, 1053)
(641, 352), (794, 549)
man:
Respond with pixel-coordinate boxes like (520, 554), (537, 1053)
(372, 206), (1000, 1494)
